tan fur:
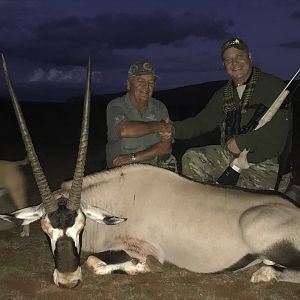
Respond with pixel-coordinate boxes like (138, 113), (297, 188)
(286, 184), (300, 202)
(0, 159), (29, 236)
(61, 164), (300, 275)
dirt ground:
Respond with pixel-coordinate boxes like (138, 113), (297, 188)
(2, 222), (300, 300)
(1, 100), (300, 299)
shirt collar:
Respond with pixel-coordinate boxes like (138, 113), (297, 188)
(125, 92), (154, 114)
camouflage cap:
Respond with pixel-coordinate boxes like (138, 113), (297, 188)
(220, 37), (249, 58)
(128, 60), (159, 79)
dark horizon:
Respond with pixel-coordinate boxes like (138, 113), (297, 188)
(1, 79), (299, 105)
(0, 79), (225, 103)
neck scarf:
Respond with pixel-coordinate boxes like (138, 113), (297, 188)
(221, 67), (261, 145)
(223, 66), (261, 114)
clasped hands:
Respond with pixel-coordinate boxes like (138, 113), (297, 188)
(112, 119), (174, 167)
(157, 121), (241, 156)
(157, 118), (174, 141)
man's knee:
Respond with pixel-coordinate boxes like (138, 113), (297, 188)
(181, 148), (212, 182)
(181, 146), (235, 183)
(181, 149), (192, 169)
(182, 149), (200, 174)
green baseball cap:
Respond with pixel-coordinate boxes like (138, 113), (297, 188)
(220, 37), (249, 58)
(128, 60), (159, 79)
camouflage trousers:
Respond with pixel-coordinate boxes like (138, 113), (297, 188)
(149, 154), (178, 173)
(182, 145), (291, 193)
(122, 154), (177, 173)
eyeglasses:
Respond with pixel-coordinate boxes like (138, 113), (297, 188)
(223, 53), (249, 66)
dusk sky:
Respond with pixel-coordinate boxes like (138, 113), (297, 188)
(0, 0), (299, 102)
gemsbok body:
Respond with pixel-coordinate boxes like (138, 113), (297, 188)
(1, 54), (300, 289)
(60, 164), (300, 283)
(0, 158), (29, 236)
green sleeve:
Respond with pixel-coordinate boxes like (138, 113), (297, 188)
(235, 74), (288, 163)
(235, 108), (289, 163)
(174, 89), (224, 140)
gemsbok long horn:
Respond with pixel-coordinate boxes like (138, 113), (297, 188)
(67, 56), (91, 211)
(1, 53), (58, 213)
(1, 54), (92, 213)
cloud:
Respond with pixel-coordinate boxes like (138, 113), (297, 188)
(28, 66), (102, 83)
(1, 11), (232, 67)
(291, 10), (300, 19)
(35, 12), (232, 49)
(278, 40), (300, 51)
(28, 68), (46, 82)
(275, 7), (300, 51)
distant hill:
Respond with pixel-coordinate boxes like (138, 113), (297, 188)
(0, 80), (225, 160)
(155, 81), (226, 107)
(1, 79), (299, 138)
(154, 81), (226, 120)
(81, 80), (225, 120)
(0, 79), (299, 175)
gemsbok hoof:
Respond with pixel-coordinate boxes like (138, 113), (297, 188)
(251, 266), (278, 283)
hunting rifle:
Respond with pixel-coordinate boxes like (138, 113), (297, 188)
(217, 67), (300, 186)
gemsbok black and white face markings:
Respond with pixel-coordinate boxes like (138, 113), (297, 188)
(2, 53), (300, 290)
(0, 54), (126, 288)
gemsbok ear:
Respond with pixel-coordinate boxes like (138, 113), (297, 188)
(80, 201), (127, 225)
(0, 204), (44, 226)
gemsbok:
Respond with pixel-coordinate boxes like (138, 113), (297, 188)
(0, 158), (29, 236)
(1, 54), (300, 289)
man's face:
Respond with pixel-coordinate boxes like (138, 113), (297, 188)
(127, 75), (156, 104)
(222, 48), (252, 85)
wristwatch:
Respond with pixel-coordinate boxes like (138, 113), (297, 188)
(131, 153), (137, 162)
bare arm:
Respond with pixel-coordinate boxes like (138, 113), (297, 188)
(113, 140), (172, 167)
(116, 120), (172, 138)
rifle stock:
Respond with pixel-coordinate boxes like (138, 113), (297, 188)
(217, 67), (300, 186)
(255, 90), (289, 130)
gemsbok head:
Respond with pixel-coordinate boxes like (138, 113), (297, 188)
(0, 54), (126, 288)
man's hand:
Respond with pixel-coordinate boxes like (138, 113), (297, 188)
(113, 154), (133, 167)
(226, 138), (241, 156)
(158, 118), (173, 140)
